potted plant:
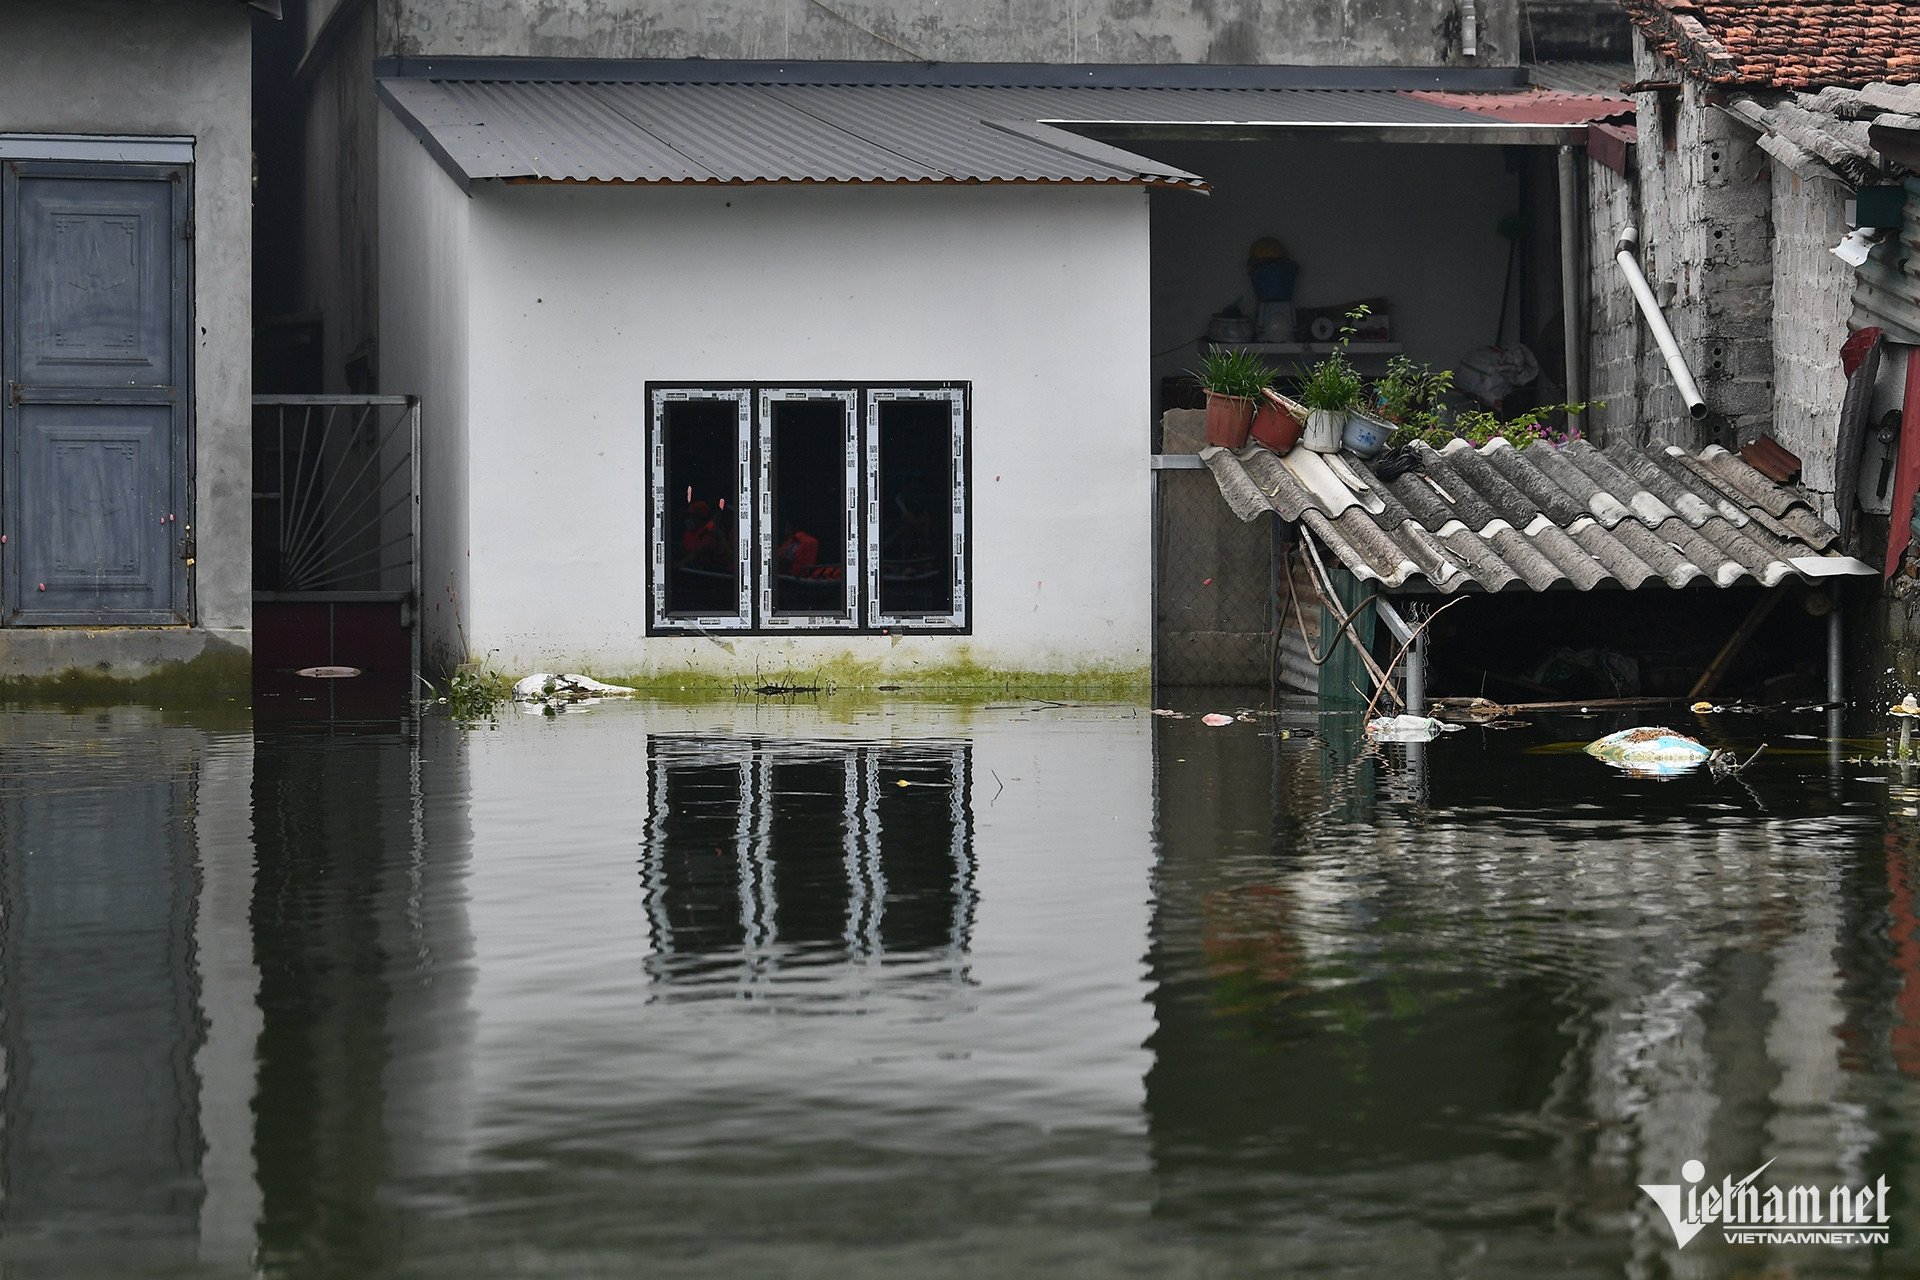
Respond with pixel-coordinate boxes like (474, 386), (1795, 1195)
(1369, 355), (1454, 457)
(1249, 387), (1305, 454)
(1296, 350), (1365, 455)
(1192, 346), (1277, 449)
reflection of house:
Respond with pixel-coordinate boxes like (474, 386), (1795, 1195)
(641, 736), (975, 989)
(0, 1), (264, 683)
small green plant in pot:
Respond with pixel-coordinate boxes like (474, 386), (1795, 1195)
(1296, 306), (1369, 453)
(1192, 346), (1278, 449)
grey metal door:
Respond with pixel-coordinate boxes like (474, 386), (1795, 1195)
(2, 162), (190, 625)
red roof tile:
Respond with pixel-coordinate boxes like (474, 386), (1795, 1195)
(1621, 1), (1920, 88)
(1406, 88), (1635, 123)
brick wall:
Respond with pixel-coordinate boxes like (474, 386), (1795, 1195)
(1586, 159), (1643, 442)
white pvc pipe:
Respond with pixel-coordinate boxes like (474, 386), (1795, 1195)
(1615, 225), (1709, 419)
(1460, 0), (1478, 56)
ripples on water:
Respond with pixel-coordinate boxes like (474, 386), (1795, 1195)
(0, 698), (1914, 1277)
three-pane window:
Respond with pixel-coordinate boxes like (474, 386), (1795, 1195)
(648, 384), (969, 634)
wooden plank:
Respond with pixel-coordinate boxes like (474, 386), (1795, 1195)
(1688, 590), (1785, 701)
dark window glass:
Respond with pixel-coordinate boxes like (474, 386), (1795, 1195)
(768, 401), (850, 617)
(875, 400), (955, 617)
(661, 400), (740, 617)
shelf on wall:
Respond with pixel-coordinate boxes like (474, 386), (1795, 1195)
(1201, 341), (1405, 355)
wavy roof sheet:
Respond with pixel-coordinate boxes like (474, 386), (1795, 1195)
(1204, 436), (1875, 593)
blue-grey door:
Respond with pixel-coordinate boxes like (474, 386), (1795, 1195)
(2, 162), (190, 625)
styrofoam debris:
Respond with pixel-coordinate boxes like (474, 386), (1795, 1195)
(1201, 712), (1235, 726)
(512, 672), (639, 702)
(1585, 726), (1712, 777)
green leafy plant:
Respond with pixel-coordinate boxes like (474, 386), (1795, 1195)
(1191, 346), (1278, 401)
(1374, 355), (1453, 427)
(1296, 305), (1370, 413)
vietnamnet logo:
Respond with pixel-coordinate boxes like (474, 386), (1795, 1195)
(1640, 1158), (1891, 1248)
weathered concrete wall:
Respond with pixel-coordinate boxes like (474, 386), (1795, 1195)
(451, 179), (1152, 679)
(0, 0), (252, 682)
(1586, 33), (1774, 452)
(378, 108), (471, 675)
(380, 0), (1520, 65)
(1771, 166), (1853, 522)
(304, 0), (382, 391)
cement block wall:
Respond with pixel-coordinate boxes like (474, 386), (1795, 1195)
(1584, 32), (1775, 454)
(0, 0), (254, 680)
(1770, 167), (1854, 523)
(379, 0), (1519, 65)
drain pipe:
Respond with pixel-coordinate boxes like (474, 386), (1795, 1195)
(1459, 0), (1478, 56)
(1615, 225), (1708, 420)
(1557, 146), (1585, 436)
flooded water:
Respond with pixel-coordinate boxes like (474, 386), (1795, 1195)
(2, 694), (1918, 1277)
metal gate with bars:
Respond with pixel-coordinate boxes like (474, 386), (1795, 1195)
(251, 395), (420, 692)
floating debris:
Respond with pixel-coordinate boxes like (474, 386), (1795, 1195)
(1366, 715), (1463, 743)
(1200, 713), (1236, 727)
(512, 672), (639, 705)
(1151, 709), (1188, 719)
(1585, 727), (1712, 778)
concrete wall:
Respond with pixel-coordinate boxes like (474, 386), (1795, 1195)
(1587, 36), (1775, 454)
(378, 109), (471, 673)
(1139, 138), (1521, 399)
(379, 0), (1519, 65)
(303, 0), (382, 391)
(427, 178), (1152, 680)
(0, 0), (252, 679)
(1771, 166), (1854, 521)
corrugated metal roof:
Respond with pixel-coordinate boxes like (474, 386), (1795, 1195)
(1204, 435), (1874, 593)
(1406, 87), (1632, 125)
(1852, 174), (1920, 343)
(1526, 61), (1634, 93)
(376, 76), (1590, 189)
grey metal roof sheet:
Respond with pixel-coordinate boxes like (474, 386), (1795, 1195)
(375, 77), (1578, 188)
(1203, 434), (1875, 594)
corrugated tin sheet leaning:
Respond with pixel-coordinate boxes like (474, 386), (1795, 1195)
(1203, 436), (1876, 593)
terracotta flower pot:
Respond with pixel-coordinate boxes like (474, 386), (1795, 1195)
(1203, 392), (1256, 449)
(1249, 390), (1304, 454)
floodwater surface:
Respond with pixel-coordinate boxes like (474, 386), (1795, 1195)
(0, 696), (1917, 1277)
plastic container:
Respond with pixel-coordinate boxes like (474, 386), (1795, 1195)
(1249, 259), (1299, 302)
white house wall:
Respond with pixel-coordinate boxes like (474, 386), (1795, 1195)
(459, 181), (1152, 680)
(378, 108), (472, 672)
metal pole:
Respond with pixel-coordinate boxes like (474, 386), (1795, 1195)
(1827, 583), (1844, 707)
(1557, 145), (1586, 437)
(1614, 225), (1709, 420)
(410, 397), (423, 700)
(1406, 617), (1427, 717)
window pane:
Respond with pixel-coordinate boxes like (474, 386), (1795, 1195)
(768, 400), (851, 618)
(875, 399), (956, 618)
(661, 399), (742, 618)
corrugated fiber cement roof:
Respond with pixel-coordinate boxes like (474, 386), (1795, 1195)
(1204, 435), (1875, 593)
(375, 75), (1620, 188)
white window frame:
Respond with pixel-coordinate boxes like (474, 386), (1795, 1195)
(865, 387), (968, 631)
(649, 387), (753, 632)
(756, 388), (860, 630)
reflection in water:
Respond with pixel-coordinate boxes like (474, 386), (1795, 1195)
(7, 700), (1920, 1275)
(641, 737), (974, 992)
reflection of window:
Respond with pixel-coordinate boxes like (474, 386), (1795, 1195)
(648, 384), (968, 634)
(640, 737), (974, 993)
